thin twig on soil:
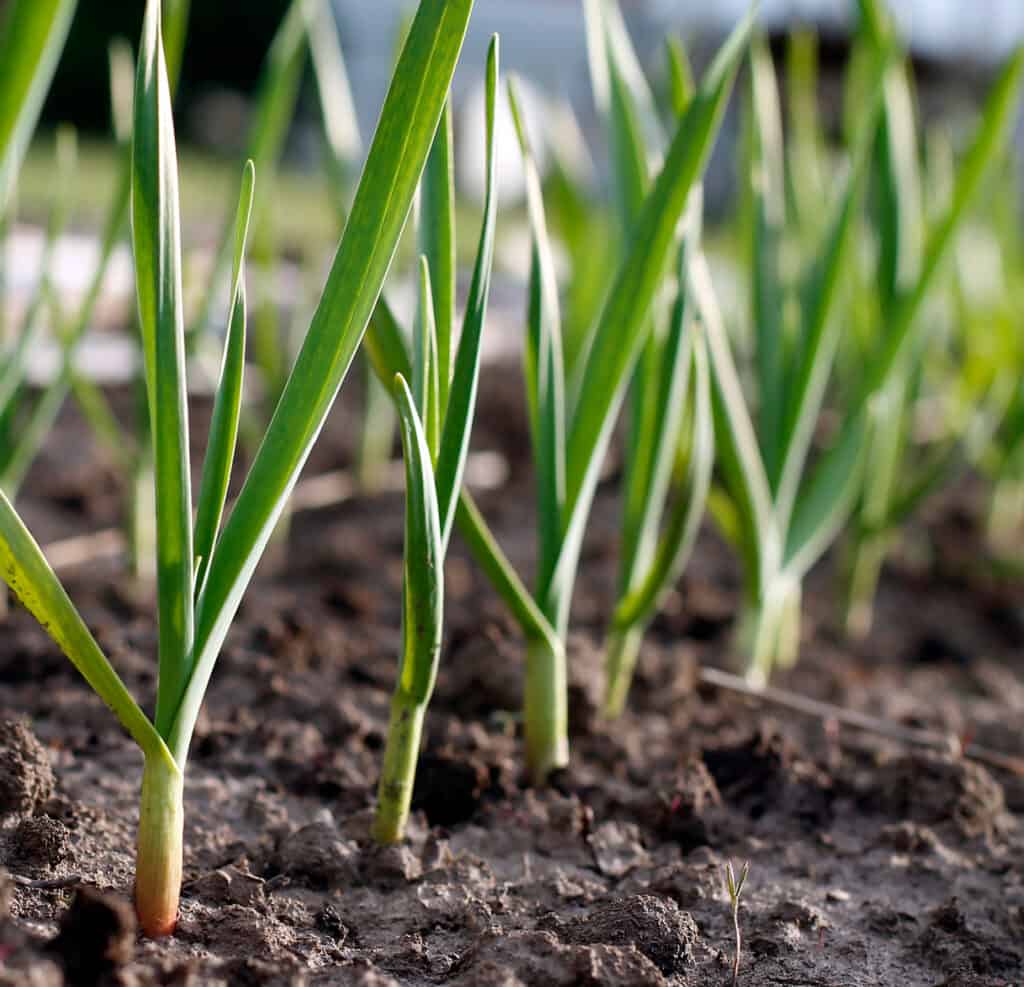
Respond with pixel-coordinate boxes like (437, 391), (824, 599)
(699, 666), (1024, 777)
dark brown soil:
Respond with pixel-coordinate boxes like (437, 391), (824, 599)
(1, 367), (1023, 986)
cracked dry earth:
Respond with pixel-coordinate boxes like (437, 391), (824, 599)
(0, 373), (1023, 986)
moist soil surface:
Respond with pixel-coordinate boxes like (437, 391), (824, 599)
(1, 367), (1023, 987)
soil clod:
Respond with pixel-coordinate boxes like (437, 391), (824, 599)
(863, 753), (1007, 837)
(564, 893), (700, 974)
(2, 816), (74, 876)
(273, 821), (359, 890)
(47, 887), (135, 986)
(0, 719), (55, 816)
(449, 929), (668, 987)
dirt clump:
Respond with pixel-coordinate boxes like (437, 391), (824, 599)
(0, 719), (55, 816)
(860, 752), (1008, 836)
(46, 887), (135, 986)
(2, 815), (74, 876)
(272, 821), (359, 889)
(449, 929), (669, 987)
(563, 893), (700, 974)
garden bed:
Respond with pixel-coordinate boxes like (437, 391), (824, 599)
(1, 369), (1022, 986)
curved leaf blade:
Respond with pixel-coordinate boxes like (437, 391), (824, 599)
(747, 36), (787, 483)
(194, 161), (255, 598)
(510, 75), (566, 596)
(620, 239), (699, 596)
(615, 321), (714, 629)
(863, 45), (1024, 401)
(783, 412), (868, 579)
(549, 9), (754, 628)
(0, 0), (77, 213)
(132, 0), (194, 736)
(419, 101), (455, 409)
(434, 36), (499, 552)
(412, 256), (441, 459)
(773, 56), (886, 532)
(691, 251), (778, 591)
(393, 374), (443, 704)
(0, 490), (165, 759)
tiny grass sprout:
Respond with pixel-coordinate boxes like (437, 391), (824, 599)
(724, 860), (750, 986)
(0, 0), (474, 935)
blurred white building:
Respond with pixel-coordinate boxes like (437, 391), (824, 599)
(331, 0), (1024, 128)
(330, 0), (1024, 206)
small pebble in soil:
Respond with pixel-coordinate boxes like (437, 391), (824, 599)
(345, 966), (402, 987)
(587, 822), (650, 878)
(768, 899), (829, 932)
(930, 897), (967, 934)
(0, 719), (55, 816)
(46, 887), (135, 987)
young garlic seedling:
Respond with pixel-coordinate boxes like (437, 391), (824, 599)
(366, 9), (754, 783)
(700, 30), (1024, 685)
(838, 0), (1021, 637)
(697, 35), (889, 686)
(0, 0), (474, 935)
(373, 37), (500, 843)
